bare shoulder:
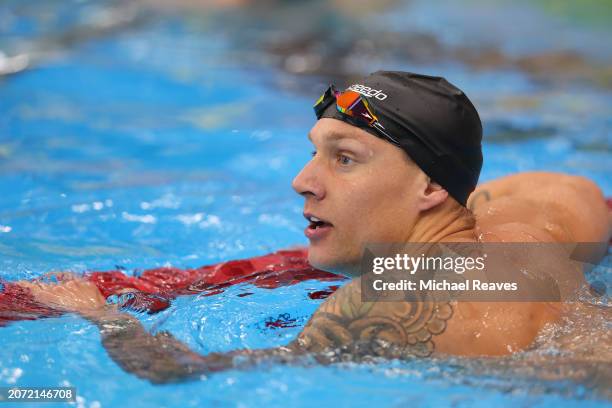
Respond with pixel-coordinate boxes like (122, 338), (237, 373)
(293, 172), (610, 359)
(293, 278), (454, 358)
(468, 172), (611, 243)
(294, 278), (559, 357)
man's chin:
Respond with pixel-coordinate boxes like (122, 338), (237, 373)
(307, 247), (360, 277)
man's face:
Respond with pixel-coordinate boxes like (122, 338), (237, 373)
(292, 118), (428, 276)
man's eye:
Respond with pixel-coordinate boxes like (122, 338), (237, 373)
(337, 154), (354, 165)
(311, 150), (317, 157)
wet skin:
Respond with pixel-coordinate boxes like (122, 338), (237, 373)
(18, 118), (612, 381)
(292, 118), (440, 276)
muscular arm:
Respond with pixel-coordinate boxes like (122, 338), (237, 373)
(19, 278), (302, 384)
(90, 312), (225, 383)
(83, 278), (456, 383)
(467, 171), (611, 245)
(88, 313), (298, 384)
(21, 271), (556, 382)
(85, 310), (299, 384)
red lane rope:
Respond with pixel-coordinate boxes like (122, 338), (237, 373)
(0, 248), (344, 326)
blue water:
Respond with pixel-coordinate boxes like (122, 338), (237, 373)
(1, 0), (611, 407)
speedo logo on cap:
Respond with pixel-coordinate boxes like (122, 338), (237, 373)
(347, 84), (388, 100)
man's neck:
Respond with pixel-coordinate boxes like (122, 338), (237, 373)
(407, 199), (477, 243)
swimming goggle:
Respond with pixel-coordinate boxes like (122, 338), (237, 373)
(313, 85), (400, 146)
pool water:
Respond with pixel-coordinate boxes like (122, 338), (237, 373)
(0, 0), (611, 407)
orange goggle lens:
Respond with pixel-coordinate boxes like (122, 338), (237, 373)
(313, 85), (399, 145)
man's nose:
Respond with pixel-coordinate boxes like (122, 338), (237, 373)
(292, 159), (325, 200)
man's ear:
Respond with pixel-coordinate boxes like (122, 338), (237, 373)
(417, 179), (448, 211)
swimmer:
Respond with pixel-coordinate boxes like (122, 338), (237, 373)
(18, 71), (611, 383)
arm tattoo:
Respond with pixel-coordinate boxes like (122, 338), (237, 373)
(468, 189), (491, 211)
(91, 278), (453, 382)
(293, 279), (453, 359)
(92, 313), (297, 384)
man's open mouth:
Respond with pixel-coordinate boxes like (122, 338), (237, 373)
(305, 214), (333, 230)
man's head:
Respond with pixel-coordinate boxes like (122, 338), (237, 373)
(292, 71), (482, 275)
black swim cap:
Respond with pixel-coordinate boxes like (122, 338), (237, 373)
(319, 70), (483, 206)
